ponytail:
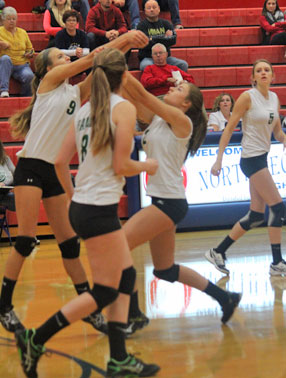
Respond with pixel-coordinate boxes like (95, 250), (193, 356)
(185, 84), (207, 157)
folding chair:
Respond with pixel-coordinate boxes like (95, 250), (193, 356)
(0, 206), (12, 245)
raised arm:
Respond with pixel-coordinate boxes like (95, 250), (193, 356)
(41, 31), (149, 98)
(211, 91), (250, 176)
(54, 124), (77, 200)
(112, 101), (158, 176)
(123, 72), (191, 137)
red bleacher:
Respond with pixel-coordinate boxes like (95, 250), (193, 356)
(1, 5), (286, 228)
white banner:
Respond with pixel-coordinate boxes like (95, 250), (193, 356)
(139, 143), (286, 207)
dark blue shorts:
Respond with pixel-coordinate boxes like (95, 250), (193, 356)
(14, 158), (64, 198)
(240, 152), (268, 178)
(151, 197), (188, 225)
(69, 201), (121, 240)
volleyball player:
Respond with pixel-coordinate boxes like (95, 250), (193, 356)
(15, 47), (160, 378)
(119, 74), (242, 336)
(205, 59), (286, 276)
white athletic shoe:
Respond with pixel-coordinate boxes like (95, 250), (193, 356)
(0, 91), (9, 98)
(205, 248), (230, 275)
(270, 260), (286, 276)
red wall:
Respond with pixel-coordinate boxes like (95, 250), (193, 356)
(6, 0), (286, 13)
(6, 0), (42, 12)
(137, 0), (286, 10)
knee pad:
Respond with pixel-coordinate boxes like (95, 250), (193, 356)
(15, 236), (37, 257)
(153, 264), (180, 283)
(118, 266), (136, 295)
(59, 236), (80, 259)
(268, 202), (285, 227)
(239, 210), (265, 231)
(90, 283), (118, 311)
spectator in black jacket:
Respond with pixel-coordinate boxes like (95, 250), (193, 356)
(137, 0), (187, 72)
(142, 0), (183, 30)
(55, 9), (89, 61)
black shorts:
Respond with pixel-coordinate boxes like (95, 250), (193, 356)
(151, 197), (188, 225)
(240, 152), (268, 178)
(69, 201), (121, 240)
(14, 158), (65, 198)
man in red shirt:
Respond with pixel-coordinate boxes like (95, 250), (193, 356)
(86, 0), (128, 50)
(140, 43), (194, 97)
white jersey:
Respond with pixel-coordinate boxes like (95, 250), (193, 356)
(241, 88), (279, 158)
(208, 110), (229, 131)
(17, 82), (81, 164)
(72, 94), (127, 206)
(142, 115), (192, 199)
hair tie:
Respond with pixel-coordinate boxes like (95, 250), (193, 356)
(35, 72), (41, 80)
(96, 65), (106, 71)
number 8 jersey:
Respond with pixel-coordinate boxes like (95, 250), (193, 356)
(72, 93), (127, 206)
(17, 82), (81, 164)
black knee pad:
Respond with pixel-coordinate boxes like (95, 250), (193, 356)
(239, 210), (265, 231)
(90, 283), (118, 311)
(15, 236), (37, 257)
(268, 202), (285, 227)
(118, 266), (136, 295)
(153, 264), (180, 283)
(59, 236), (80, 259)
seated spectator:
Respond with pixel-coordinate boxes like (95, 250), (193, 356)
(0, 140), (40, 245)
(137, 0), (187, 72)
(260, 0), (286, 45)
(142, 0), (183, 29)
(140, 43), (194, 98)
(45, 0), (90, 25)
(86, 0), (128, 51)
(92, 0), (140, 29)
(43, 0), (73, 48)
(208, 93), (241, 132)
(0, 141), (15, 211)
(0, 7), (34, 98)
(0, 1), (5, 26)
(55, 9), (89, 61)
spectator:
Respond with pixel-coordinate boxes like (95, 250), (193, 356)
(140, 43), (194, 98)
(86, 0), (128, 51)
(208, 93), (239, 132)
(93, 0), (140, 30)
(0, 7), (34, 98)
(43, 0), (72, 48)
(137, 0), (188, 72)
(0, 141), (15, 211)
(142, 0), (183, 30)
(260, 0), (286, 45)
(55, 9), (89, 61)
(45, 0), (90, 25)
(0, 1), (5, 26)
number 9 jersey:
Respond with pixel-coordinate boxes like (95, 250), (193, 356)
(17, 82), (81, 164)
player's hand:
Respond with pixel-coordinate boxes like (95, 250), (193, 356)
(145, 158), (158, 176)
(127, 30), (149, 49)
(211, 160), (222, 176)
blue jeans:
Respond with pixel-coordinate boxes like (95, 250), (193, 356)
(140, 56), (188, 72)
(142, 0), (181, 26)
(93, 0), (140, 29)
(45, 0), (90, 23)
(0, 55), (34, 96)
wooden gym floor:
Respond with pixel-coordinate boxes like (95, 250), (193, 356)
(0, 226), (285, 378)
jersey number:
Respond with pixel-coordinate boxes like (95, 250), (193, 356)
(268, 112), (274, 125)
(81, 134), (89, 162)
(67, 100), (76, 115)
